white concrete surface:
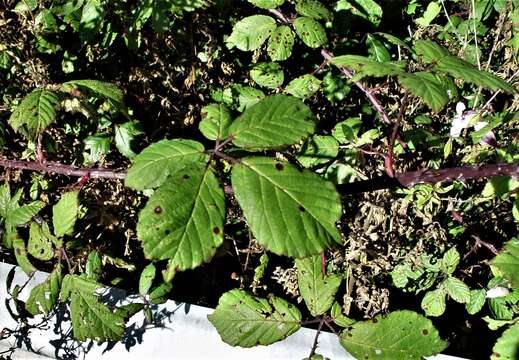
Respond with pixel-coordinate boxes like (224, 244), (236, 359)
(0, 262), (465, 359)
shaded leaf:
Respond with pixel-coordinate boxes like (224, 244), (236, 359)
(331, 55), (405, 80)
(6, 201), (44, 228)
(231, 157), (341, 258)
(366, 34), (390, 62)
(435, 56), (517, 93)
(296, 135), (339, 168)
(413, 39), (449, 64)
(340, 310), (448, 359)
(229, 94), (316, 150)
(335, 0), (382, 26)
(83, 134), (111, 164)
(491, 238), (519, 288)
(397, 72), (449, 112)
(79, 0), (104, 43)
(12, 233), (37, 276)
(125, 139), (208, 190)
(28, 221), (56, 261)
(26, 265), (62, 315)
(421, 288), (446, 317)
(208, 289), (301, 347)
(61, 79), (125, 110)
(114, 121), (144, 158)
(295, 0), (332, 20)
(440, 247), (460, 275)
(296, 254), (342, 316)
(8, 89), (60, 137)
(491, 322), (519, 360)
(247, 0), (284, 9)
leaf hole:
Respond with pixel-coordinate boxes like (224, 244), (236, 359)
(298, 206), (305, 212)
(275, 163), (284, 171)
(213, 227), (221, 235)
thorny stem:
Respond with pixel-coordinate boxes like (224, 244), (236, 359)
(0, 157), (517, 194)
(308, 317), (325, 359)
(386, 92), (410, 177)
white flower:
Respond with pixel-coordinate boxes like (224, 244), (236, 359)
(450, 102), (477, 138)
(486, 286), (510, 299)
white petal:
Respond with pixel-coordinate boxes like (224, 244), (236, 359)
(486, 286), (510, 298)
(474, 121), (488, 131)
(456, 102), (466, 114)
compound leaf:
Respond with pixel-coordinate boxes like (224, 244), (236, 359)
(491, 322), (519, 360)
(491, 238), (519, 288)
(26, 265), (62, 315)
(231, 157), (341, 258)
(208, 289), (301, 347)
(199, 104), (232, 141)
(296, 254), (342, 316)
(52, 191), (79, 238)
(137, 165), (225, 279)
(340, 310), (448, 359)
(229, 95), (316, 150)
(398, 72), (449, 112)
(125, 139), (208, 190)
(293, 17), (327, 48)
(267, 25), (295, 61)
(60, 274), (126, 341)
(226, 15), (276, 51)
(435, 56), (517, 93)
(8, 89), (60, 137)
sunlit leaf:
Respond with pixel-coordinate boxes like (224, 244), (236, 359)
(52, 191), (79, 238)
(267, 26), (295, 61)
(226, 15), (276, 51)
(26, 265), (62, 315)
(293, 17), (327, 48)
(199, 104), (232, 141)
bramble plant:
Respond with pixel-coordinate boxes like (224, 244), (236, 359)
(1, 0), (519, 359)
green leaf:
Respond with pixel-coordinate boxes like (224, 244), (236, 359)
(247, 0), (284, 9)
(296, 135), (339, 168)
(137, 165), (225, 278)
(60, 274), (126, 341)
(267, 26), (295, 61)
(421, 288), (446, 317)
(79, 0), (104, 43)
(440, 247), (460, 275)
(397, 72), (449, 112)
(139, 263), (156, 295)
(26, 265), (62, 316)
(114, 121), (144, 158)
(331, 55), (405, 80)
(491, 238), (519, 288)
(199, 104), (232, 141)
(8, 89), (60, 137)
(208, 289), (301, 347)
(6, 201), (44, 227)
(413, 40), (449, 64)
(332, 117), (362, 144)
(285, 74), (321, 99)
(149, 282), (172, 304)
(415, 1), (441, 27)
(253, 253), (269, 283)
(125, 139), (208, 190)
(83, 134), (111, 164)
(52, 191), (79, 238)
(151, 0), (170, 33)
(435, 56), (517, 93)
(61, 79), (125, 110)
(466, 289), (486, 315)
(295, 254), (342, 316)
(491, 322), (519, 360)
(335, 0), (382, 26)
(366, 34), (390, 62)
(231, 157), (341, 257)
(293, 17), (327, 48)
(250, 62), (284, 89)
(229, 95), (316, 150)
(339, 310), (448, 359)
(330, 302), (356, 327)
(86, 251), (103, 280)
(442, 276), (471, 303)
(226, 15), (276, 51)
(28, 221), (56, 261)
(295, 0), (332, 20)
(233, 85), (265, 111)
(375, 32), (412, 52)
(12, 233), (37, 276)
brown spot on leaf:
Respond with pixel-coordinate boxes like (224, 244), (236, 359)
(422, 329), (428, 336)
(298, 206), (305, 212)
(183, 174), (190, 179)
(275, 163), (284, 171)
(213, 227), (220, 235)
(154, 206), (162, 214)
